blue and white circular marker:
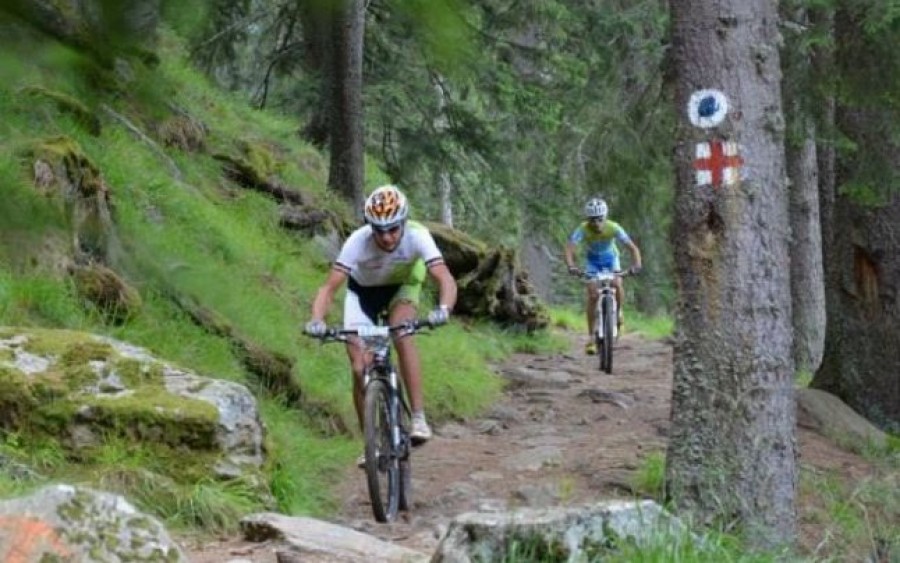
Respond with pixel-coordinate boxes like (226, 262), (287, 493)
(688, 89), (728, 128)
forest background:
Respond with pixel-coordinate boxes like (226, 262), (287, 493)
(0, 0), (899, 559)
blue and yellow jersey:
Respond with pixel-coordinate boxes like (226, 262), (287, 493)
(568, 220), (631, 262)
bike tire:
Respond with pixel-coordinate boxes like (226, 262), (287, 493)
(364, 379), (399, 522)
(398, 403), (412, 511)
(602, 296), (615, 373)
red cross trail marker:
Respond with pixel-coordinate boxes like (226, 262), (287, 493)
(693, 140), (743, 189)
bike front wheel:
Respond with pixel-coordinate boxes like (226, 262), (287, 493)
(601, 296), (615, 373)
(364, 379), (400, 522)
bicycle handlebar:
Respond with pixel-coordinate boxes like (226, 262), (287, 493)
(305, 318), (438, 342)
(571, 269), (634, 282)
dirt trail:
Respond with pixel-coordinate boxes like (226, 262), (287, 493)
(328, 331), (672, 553)
(183, 329), (877, 561)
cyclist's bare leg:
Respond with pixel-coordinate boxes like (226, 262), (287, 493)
(585, 283), (599, 337)
(389, 300), (424, 414)
(614, 278), (625, 323)
(345, 338), (367, 432)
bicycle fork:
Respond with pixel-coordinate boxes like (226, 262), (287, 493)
(388, 370), (401, 454)
(597, 292), (618, 340)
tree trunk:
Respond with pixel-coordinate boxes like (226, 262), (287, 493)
(326, 0), (365, 215)
(787, 125), (825, 373)
(665, 0), (796, 548)
(439, 170), (454, 226)
(297, 0), (333, 148)
(811, 8), (900, 429)
(781, 0), (825, 373)
(814, 179), (900, 430)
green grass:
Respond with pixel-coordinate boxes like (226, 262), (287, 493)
(626, 311), (673, 339)
(794, 369), (813, 388)
(631, 451), (666, 501)
(497, 521), (797, 562)
(549, 305), (673, 340)
(0, 21), (533, 532)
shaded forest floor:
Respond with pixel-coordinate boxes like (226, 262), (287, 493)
(183, 329), (887, 561)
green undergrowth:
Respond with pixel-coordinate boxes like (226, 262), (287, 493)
(549, 305), (673, 340)
(0, 20), (548, 532)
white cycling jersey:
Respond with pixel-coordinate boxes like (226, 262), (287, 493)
(333, 220), (444, 287)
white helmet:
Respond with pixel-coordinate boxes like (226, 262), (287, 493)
(364, 185), (409, 228)
(584, 198), (608, 219)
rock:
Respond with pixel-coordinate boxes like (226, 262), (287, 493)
(0, 328), (265, 483)
(431, 500), (687, 562)
(0, 484), (186, 562)
(241, 513), (429, 562)
(796, 387), (889, 453)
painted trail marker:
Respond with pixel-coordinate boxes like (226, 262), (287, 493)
(693, 140), (743, 189)
(688, 89), (729, 129)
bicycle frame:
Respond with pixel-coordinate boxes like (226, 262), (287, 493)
(354, 326), (412, 465)
(581, 270), (627, 373)
(307, 319), (434, 522)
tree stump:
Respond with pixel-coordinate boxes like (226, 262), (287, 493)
(426, 222), (549, 331)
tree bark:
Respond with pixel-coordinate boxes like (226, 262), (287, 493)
(297, 0), (333, 147)
(665, 0), (796, 548)
(786, 125), (825, 373)
(811, 8), (900, 429)
(326, 0), (366, 215)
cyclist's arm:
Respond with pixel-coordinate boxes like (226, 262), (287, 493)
(310, 266), (348, 321)
(564, 240), (579, 270)
(427, 262), (457, 311)
(623, 239), (642, 270)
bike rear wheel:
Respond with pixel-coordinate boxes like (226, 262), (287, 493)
(601, 296), (615, 373)
(364, 379), (399, 522)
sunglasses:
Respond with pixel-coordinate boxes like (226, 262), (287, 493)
(372, 224), (402, 235)
(589, 217), (605, 224)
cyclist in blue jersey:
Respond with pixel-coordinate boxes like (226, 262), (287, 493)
(564, 197), (642, 355)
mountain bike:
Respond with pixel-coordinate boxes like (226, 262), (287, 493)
(578, 270), (630, 374)
(307, 318), (437, 522)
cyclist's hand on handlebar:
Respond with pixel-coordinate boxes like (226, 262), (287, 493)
(628, 264), (642, 275)
(304, 319), (327, 337)
(427, 305), (450, 326)
(567, 265), (582, 277)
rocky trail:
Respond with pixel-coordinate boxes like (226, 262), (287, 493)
(182, 329), (880, 562)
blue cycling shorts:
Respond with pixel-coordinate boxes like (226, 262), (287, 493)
(585, 253), (620, 275)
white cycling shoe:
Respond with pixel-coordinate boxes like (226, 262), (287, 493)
(410, 416), (432, 445)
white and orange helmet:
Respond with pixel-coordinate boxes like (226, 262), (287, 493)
(364, 185), (409, 228)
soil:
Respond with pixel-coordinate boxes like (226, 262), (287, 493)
(181, 329), (880, 562)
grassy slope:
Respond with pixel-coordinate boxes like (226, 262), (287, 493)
(0, 21), (562, 530)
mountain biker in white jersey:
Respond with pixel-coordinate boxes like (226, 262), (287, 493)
(564, 197), (642, 355)
(305, 185), (457, 463)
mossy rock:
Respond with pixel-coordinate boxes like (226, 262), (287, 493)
(0, 328), (265, 482)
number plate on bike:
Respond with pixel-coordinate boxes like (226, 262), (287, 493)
(357, 326), (390, 338)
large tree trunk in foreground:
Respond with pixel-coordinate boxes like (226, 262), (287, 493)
(665, 0), (796, 549)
